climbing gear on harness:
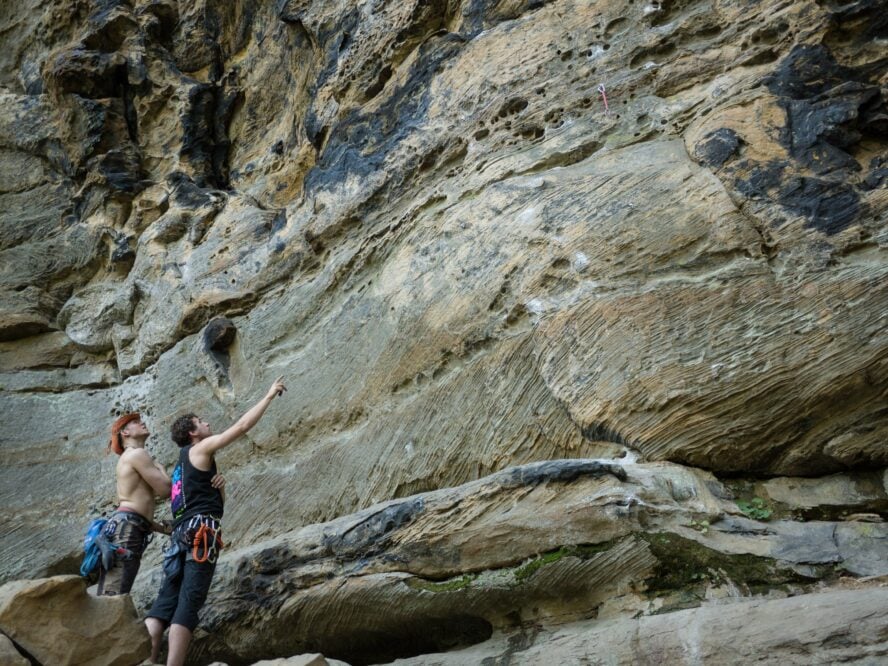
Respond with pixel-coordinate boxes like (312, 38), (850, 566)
(190, 516), (224, 563)
(159, 514), (224, 583)
(597, 83), (610, 114)
(79, 517), (134, 577)
(161, 536), (187, 582)
(80, 518), (107, 576)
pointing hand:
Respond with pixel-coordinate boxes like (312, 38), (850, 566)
(267, 376), (286, 400)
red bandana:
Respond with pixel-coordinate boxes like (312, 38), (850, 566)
(108, 413), (141, 455)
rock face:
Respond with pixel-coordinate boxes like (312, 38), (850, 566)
(0, 0), (886, 664)
(127, 459), (888, 664)
(0, 575), (150, 666)
(387, 586), (888, 665)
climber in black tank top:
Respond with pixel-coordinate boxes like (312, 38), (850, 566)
(145, 376), (287, 666)
(170, 444), (224, 526)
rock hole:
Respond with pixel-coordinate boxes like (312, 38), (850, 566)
(497, 97), (529, 119)
(365, 65), (393, 101)
(743, 48), (779, 66)
(311, 126), (329, 151)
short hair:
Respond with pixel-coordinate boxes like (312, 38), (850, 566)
(171, 413), (198, 447)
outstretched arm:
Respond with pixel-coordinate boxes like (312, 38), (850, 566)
(191, 377), (286, 467)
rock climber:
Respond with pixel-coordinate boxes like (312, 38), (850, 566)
(144, 376), (286, 666)
(100, 414), (168, 595)
(102, 414), (226, 597)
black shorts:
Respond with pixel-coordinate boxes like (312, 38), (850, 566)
(146, 557), (216, 631)
(146, 519), (221, 631)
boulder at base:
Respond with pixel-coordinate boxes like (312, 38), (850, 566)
(0, 633), (28, 666)
(0, 575), (150, 666)
(253, 655), (352, 666)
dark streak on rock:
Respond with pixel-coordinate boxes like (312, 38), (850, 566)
(694, 128), (741, 168)
(500, 460), (627, 488)
(323, 497), (426, 557)
(303, 34), (464, 199)
(167, 172), (212, 208)
(721, 43), (888, 235)
(180, 81), (240, 189)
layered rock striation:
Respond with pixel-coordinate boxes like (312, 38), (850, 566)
(126, 458), (888, 664)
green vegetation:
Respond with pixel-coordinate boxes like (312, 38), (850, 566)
(514, 547), (573, 582)
(513, 542), (614, 583)
(689, 519), (710, 534)
(641, 533), (809, 595)
(736, 497), (773, 521)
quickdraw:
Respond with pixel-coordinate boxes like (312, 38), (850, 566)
(597, 83), (610, 114)
(190, 517), (224, 564)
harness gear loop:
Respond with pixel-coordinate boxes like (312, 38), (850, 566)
(192, 522), (224, 563)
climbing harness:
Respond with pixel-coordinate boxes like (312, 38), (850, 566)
(186, 515), (224, 564)
(80, 517), (135, 577)
(597, 83), (610, 114)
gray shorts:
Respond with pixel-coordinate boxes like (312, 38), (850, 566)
(96, 509), (153, 596)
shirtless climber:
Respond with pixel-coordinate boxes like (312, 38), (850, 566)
(101, 414), (225, 596)
(145, 376), (286, 666)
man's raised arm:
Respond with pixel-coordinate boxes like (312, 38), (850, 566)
(193, 377), (286, 461)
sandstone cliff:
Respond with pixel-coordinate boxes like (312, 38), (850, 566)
(0, 0), (886, 663)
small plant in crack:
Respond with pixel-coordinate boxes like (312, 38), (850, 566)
(689, 519), (710, 534)
(737, 497), (772, 521)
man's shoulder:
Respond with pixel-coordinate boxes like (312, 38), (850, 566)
(188, 442), (216, 471)
(120, 447), (151, 463)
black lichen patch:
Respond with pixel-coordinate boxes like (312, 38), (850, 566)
(92, 147), (143, 194)
(765, 44), (855, 100)
(715, 44), (888, 235)
(180, 81), (240, 189)
(862, 156), (888, 190)
(735, 160), (862, 235)
(110, 232), (135, 263)
(323, 497), (426, 556)
(501, 460), (627, 489)
(694, 128), (742, 168)
(821, 0), (888, 53)
(459, 0), (558, 38)
(303, 33), (465, 201)
(776, 176), (860, 235)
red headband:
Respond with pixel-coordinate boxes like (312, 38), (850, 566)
(108, 413), (141, 455)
